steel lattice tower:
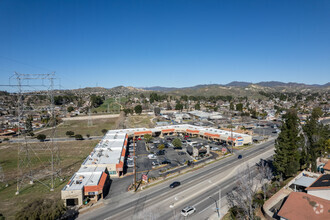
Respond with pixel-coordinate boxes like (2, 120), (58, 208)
(6, 72), (61, 194)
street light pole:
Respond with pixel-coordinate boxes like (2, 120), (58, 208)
(209, 197), (220, 218)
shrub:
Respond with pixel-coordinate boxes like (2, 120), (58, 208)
(15, 198), (66, 220)
(36, 134), (46, 142)
(75, 134), (83, 140)
(101, 129), (108, 135)
(66, 131), (74, 137)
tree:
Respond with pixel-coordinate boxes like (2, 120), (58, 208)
(67, 106), (74, 112)
(90, 95), (103, 108)
(86, 134), (90, 139)
(175, 103), (183, 111)
(101, 129), (108, 135)
(273, 109), (302, 179)
(172, 138), (182, 148)
(158, 144), (165, 150)
(166, 103), (172, 110)
(144, 134), (152, 143)
(134, 105), (142, 115)
(66, 131), (74, 137)
(227, 165), (261, 219)
(195, 103), (200, 110)
(236, 103), (243, 112)
(75, 134), (83, 140)
(36, 134), (46, 142)
(25, 115), (33, 135)
(303, 107), (329, 171)
(229, 102), (234, 110)
(154, 107), (161, 116)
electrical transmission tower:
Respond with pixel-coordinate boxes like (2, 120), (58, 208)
(2, 72), (62, 194)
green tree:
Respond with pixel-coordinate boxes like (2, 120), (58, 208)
(67, 106), (74, 112)
(175, 103), (183, 111)
(36, 134), (46, 142)
(25, 115), (33, 135)
(303, 107), (329, 171)
(144, 134), (152, 143)
(273, 109), (302, 179)
(66, 131), (74, 137)
(86, 134), (90, 139)
(195, 103), (200, 110)
(230, 102), (234, 110)
(90, 95), (103, 108)
(172, 138), (182, 148)
(158, 144), (165, 150)
(236, 103), (243, 112)
(75, 134), (83, 140)
(101, 129), (108, 135)
(134, 105), (142, 115)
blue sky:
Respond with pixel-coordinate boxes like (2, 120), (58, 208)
(0, 0), (329, 89)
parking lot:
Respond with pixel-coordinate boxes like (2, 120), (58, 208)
(124, 135), (230, 178)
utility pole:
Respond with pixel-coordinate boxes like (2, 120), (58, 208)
(133, 137), (136, 191)
(231, 114), (233, 154)
(219, 188), (221, 219)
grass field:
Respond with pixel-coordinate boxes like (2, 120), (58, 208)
(93, 97), (127, 113)
(126, 115), (155, 128)
(0, 140), (98, 219)
(38, 117), (118, 138)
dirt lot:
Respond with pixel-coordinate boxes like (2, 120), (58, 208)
(0, 140), (98, 219)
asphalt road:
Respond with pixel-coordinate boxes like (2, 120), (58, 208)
(78, 138), (276, 220)
(5, 136), (103, 143)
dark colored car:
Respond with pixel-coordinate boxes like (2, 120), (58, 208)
(238, 154), (243, 159)
(157, 150), (166, 155)
(162, 159), (171, 164)
(170, 181), (181, 188)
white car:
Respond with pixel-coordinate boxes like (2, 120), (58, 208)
(181, 206), (196, 217)
(148, 154), (157, 159)
(151, 161), (159, 166)
(127, 160), (134, 167)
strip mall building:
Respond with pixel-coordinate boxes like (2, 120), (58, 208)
(61, 124), (252, 206)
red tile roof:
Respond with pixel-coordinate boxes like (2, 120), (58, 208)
(278, 192), (330, 220)
(324, 161), (330, 171)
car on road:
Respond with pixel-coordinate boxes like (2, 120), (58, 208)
(238, 154), (243, 159)
(169, 181), (181, 188)
(211, 147), (219, 150)
(178, 152), (186, 155)
(181, 206), (196, 217)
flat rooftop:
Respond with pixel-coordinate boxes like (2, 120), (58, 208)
(62, 168), (105, 191)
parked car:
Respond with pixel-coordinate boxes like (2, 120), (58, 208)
(181, 206), (196, 217)
(169, 181), (181, 188)
(238, 154), (243, 159)
(151, 161), (159, 166)
(211, 147), (219, 150)
(157, 150), (166, 155)
(127, 160), (134, 167)
(178, 152), (186, 155)
(148, 154), (157, 159)
(161, 159), (171, 164)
